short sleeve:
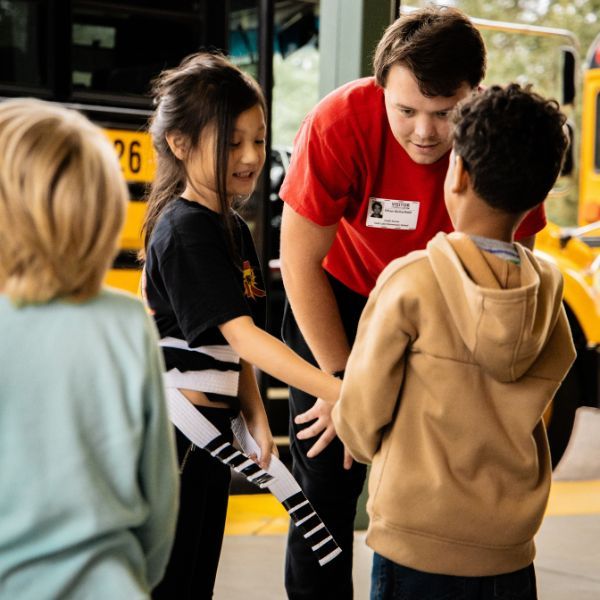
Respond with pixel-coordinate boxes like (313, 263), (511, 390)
(280, 108), (360, 226)
(158, 216), (250, 346)
(515, 203), (546, 239)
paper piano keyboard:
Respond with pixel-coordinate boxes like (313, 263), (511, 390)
(204, 433), (341, 566)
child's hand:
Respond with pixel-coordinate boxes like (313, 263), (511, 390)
(246, 414), (278, 470)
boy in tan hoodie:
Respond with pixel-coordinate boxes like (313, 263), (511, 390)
(332, 84), (576, 599)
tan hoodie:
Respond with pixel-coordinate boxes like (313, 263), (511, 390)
(332, 231), (576, 577)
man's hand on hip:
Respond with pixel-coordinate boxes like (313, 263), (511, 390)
(295, 398), (353, 469)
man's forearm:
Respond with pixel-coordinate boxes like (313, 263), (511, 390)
(281, 260), (350, 374)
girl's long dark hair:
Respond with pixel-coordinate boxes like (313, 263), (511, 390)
(140, 52), (266, 259)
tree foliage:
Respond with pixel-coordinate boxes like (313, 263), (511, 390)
(417, 0), (599, 96)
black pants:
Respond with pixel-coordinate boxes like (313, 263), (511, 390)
(283, 274), (368, 600)
(153, 407), (235, 600)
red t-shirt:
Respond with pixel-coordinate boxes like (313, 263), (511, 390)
(280, 78), (546, 297)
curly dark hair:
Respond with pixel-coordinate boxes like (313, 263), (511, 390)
(452, 84), (568, 213)
(373, 6), (485, 97)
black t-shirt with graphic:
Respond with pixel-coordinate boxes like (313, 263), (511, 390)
(144, 197), (266, 374)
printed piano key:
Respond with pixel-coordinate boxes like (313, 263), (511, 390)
(283, 491), (342, 566)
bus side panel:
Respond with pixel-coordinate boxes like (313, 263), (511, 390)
(579, 69), (600, 224)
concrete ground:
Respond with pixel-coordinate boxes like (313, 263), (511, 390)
(215, 407), (600, 599)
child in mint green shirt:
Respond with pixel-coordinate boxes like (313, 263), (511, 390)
(0, 99), (178, 599)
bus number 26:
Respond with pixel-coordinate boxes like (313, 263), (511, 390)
(113, 139), (142, 174)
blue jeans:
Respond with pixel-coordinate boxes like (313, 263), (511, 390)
(371, 553), (537, 600)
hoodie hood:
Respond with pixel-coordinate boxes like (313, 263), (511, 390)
(427, 232), (564, 382)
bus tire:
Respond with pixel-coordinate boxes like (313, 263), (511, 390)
(546, 304), (586, 470)
(546, 363), (580, 469)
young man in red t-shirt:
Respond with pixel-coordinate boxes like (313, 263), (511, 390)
(279, 6), (546, 599)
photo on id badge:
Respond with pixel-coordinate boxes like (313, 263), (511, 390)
(366, 196), (420, 230)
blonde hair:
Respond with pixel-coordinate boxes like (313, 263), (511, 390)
(0, 98), (127, 304)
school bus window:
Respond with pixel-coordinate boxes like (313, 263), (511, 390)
(72, 23), (116, 90)
(71, 1), (206, 101)
(0, 0), (48, 90)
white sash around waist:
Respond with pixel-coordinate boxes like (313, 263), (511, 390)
(159, 337), (240, 395)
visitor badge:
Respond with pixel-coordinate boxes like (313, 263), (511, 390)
(366, 197), (420, 230)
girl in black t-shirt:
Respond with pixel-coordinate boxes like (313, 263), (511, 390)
(141, 53), (341, 600)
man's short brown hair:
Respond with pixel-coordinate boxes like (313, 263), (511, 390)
(373, 6), (486, 97)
